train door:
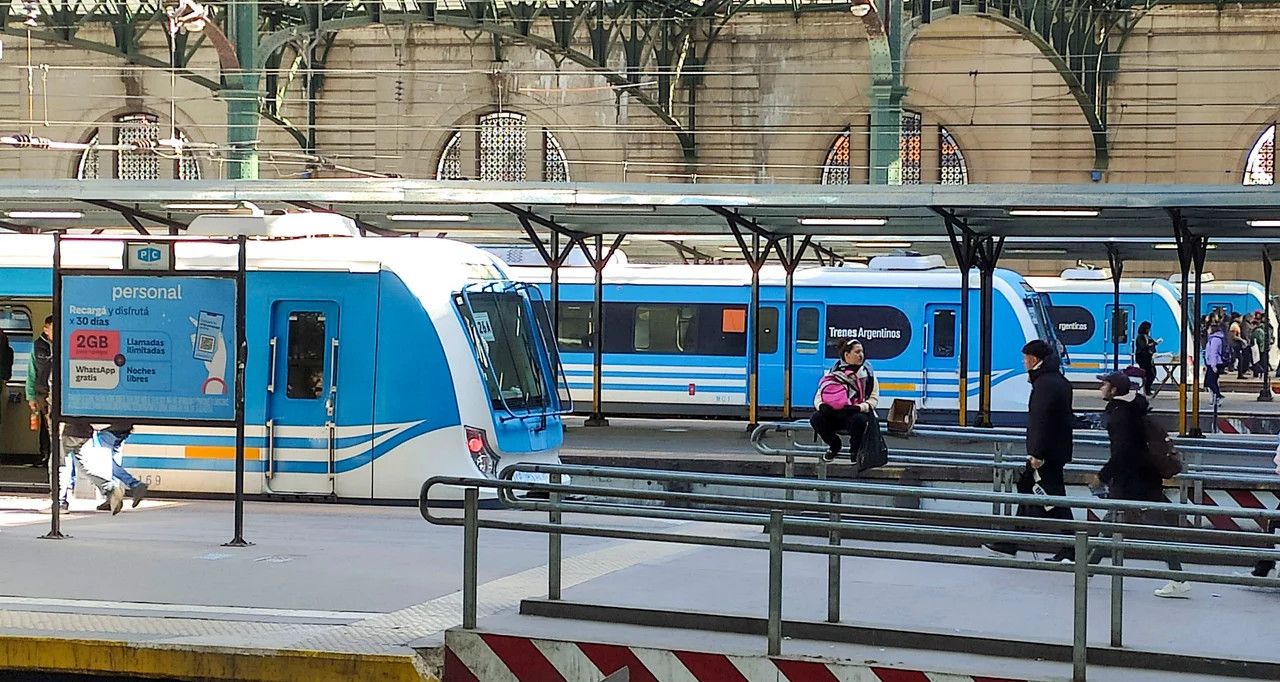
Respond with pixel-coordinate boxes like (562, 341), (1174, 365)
(1103, 304), (1135, 368)
(755, 305), (785, 409)
(923, 304), (960, 408)
(789, 305), (826, 409)
(265, 301), (339, 495)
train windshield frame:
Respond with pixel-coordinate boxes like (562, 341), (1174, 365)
(1026, 293), (1069, 361)
(456, 289), (551, 413)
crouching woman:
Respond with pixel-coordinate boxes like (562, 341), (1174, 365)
(810, 337), (880, 462)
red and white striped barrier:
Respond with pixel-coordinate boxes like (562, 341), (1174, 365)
(1081, 489), (1278, 532)
(445, 630), (1034, 682)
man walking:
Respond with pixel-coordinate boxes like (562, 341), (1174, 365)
(985, 340), (1076, 560)
(95, 423), (148, 511)
(1088, 371), (1189, 598)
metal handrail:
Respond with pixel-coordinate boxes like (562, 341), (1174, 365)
(752, 420), (1277, 458)
(751, 421), (1280, 489)
(422, 464), (1280, 682)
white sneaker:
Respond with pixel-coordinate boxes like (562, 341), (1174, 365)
(1154, 580), (1190, 599)
(107, 484), (125, 516)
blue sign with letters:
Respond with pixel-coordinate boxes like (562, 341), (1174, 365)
(60, 275), (238, 421)
(137, 247), (163, 263)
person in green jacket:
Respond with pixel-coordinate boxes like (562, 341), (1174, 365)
(25, 316), (54, 469)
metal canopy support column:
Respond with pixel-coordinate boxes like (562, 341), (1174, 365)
(974, 236), (1005, 427)
(1261, 249), (1274, 403)
(940, 209), (980, 427)
(580, 235), (625, 427)
(1106, 246), (1125, 372)
(1172, 210), (1208, 437)
(772, 236), (813, 420)
(516, 216), (583, 344)
(720, 210), (777, 429)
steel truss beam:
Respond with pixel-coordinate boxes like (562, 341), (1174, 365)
(257, 5), (701, 160)
(906, 0), (1161, 172)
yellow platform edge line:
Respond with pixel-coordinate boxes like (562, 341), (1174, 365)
(0, 635), (438, 682)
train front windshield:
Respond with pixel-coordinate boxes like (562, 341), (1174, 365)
(1026, 294), (1069, 361)
(459, 290), (550, 412)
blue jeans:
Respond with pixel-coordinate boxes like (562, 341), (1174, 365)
(96, 431), (142, 490)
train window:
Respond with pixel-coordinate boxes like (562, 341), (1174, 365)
(1, 305), (33, 385)
(796, 308), (819, 355)
(759, 307), (779, 354)
(285, 312), (326, 400)
(557, 304), (594, 351)
(1110, 307), (1130, 345)
(635, 305), (696, 353)
(932, 309), (956, 358)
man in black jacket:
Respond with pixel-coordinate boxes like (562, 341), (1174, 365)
(1088, 371), (1189, 598)
(985, 340), (1076, 560)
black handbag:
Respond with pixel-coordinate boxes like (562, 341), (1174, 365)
(856, 416), (889, 472)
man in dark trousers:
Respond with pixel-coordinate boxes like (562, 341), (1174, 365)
(984, 339), (1076, 561)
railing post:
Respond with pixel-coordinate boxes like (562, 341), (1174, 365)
(1073, 531), (1089, 682)
(1192, 451), (1205, 529)
(784, 453), (795, 501)
(550, 472), (562, 601)
(1110, 528), (1124, 648)
(768, 510), (784, 656)
(1177, 479), (1190, 527)
(820, 458), (841, 623)
(463, 487), (480, 630)
(991, 442), (1003, 515)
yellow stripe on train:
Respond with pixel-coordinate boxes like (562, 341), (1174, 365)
(184, 446), (262, 460)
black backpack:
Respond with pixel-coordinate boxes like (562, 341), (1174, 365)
(1142, 415), (1182, 479)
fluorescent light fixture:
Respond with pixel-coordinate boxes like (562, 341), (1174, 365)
(164, 203), (240, 210)
(1008, 209), (1099, 217)
(1248, 220), (1280, 228)
(6, 210), (83, 219)
(627, 234), (726, 242)
(562, 205), (656, 214)
(387, 214), (471, 222)
(719, 246), (745, 253)
(798, 217), (887, 227)
(854, 241), (911, 248)
(1154, 243), (1216, 250)
(1006, 248), (1068, 255)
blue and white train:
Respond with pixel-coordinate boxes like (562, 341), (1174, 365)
(1026, 270), (1184, 382)
(514, 254), (1064, 416)
(0, 214), (566, 500)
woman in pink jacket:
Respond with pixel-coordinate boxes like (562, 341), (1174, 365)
(810, 338), (880, 462)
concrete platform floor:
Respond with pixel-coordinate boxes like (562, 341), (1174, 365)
(0, 494), (1276, 681)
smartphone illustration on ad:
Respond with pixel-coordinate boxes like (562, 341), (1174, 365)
(194, 311), (223, 362)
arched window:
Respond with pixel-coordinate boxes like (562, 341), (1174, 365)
(436, 111), (571, 182)
(820, 112), (968, 185)
(899, 110), (922, 185)
(76, 113), (201, 180)
(821, 128), (851, 185)
(1244, 124), (1275, 186)
(939, 127), (969, 185)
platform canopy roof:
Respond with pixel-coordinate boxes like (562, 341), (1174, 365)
(1, 179), (1279, 263)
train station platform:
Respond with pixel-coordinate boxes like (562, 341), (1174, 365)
(1, 494), (1277, 682)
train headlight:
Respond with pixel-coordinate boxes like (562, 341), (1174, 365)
(465, 426), (499, 476)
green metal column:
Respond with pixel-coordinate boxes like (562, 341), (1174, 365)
(223, 0), (261, 180)
(866, 0), (905, 185)
(868, 84), (906, 185)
